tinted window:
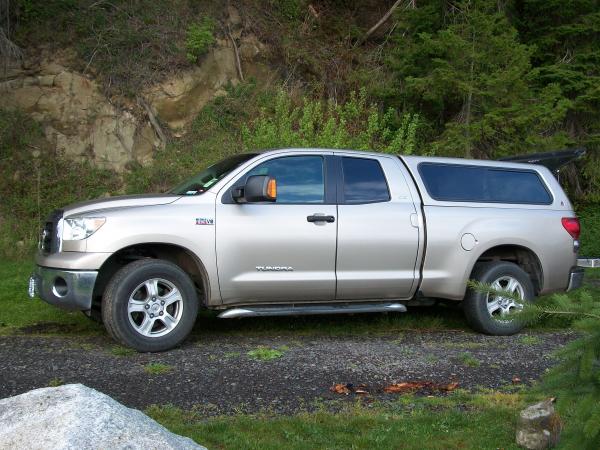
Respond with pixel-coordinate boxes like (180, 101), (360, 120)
(342, 157), (390, 204)
(418, 163), (552, 204)
(245, 156), (324, 203)
(170, 153), (257, 195)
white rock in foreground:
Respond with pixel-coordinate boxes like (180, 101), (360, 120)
(0, 384), (205, 450)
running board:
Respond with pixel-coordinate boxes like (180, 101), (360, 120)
(217, 302), (407, 319)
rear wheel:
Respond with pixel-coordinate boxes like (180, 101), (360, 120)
(463, 261), (534, 335)
(102, 259), (199, 352)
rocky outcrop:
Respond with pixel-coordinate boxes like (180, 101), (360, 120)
(0, 384), (205, 450)
(0, 7), (268, 171)
(0, 55), (157, 172)
(144, 40), (239, 131)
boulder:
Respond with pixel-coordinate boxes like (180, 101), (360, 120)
(516, 399), (561, 449)
(0, 384), (205, 450)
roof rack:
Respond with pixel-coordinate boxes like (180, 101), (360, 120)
(499, 148), (586, 176)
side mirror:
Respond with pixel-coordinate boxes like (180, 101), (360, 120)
(233, 175), (277, 203)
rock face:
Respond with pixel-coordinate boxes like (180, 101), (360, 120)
(516, 399), (561, 449)
(0, 8), (269, 171)
(0, 55), (158, 172)
(0, 384), (205, 450)
(144, 40), (239, 131)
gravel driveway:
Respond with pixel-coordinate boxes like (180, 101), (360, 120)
(0, 330), (573, 415)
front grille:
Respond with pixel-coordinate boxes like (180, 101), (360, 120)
(39, 209), (63, 254)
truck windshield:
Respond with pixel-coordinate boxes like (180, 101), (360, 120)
(169, 153), (258, 195)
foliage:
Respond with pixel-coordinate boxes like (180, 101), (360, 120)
(533, 290), (600, 450)
(577, 203), (600, 256)
(511, 0), (600, 200)
(469, 280), (600, 449)
(386, 0), (571, 160)
(242, 89), (419, 154)
(144, 362), (173, 374)
(12, 0), (218, 97)
(185, 18), (215, 63)
(246, 346), (288, 361)
(0, 109), (121, 257)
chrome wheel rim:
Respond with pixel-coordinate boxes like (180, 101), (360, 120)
(127, 278), (183, 338)
(486, 275), (524, 321)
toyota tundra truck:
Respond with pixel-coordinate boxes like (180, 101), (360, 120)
(28, 149), (584, 351)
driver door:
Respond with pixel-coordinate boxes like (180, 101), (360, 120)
(215, 153), (337, 305)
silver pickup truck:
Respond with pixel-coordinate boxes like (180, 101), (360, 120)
(29, 149), (584, 351)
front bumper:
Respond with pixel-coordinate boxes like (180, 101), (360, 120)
(566, 267), (585, 292)
(28, 266), (98, 311)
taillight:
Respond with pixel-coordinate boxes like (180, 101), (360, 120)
(561, 217), (580, 240)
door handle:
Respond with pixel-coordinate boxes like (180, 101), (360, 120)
(307, 214), (335, 223)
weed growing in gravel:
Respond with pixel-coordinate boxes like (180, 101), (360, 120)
(457, 352), (481, 368)
(425, 354), (440, 364)
(519, 335), (542, 345)
(441, 341), (486, 350)
(111, 345), (136, 357)
(47, 378), (64, 387)
(247, 346), (289, 361)
(224, 352), (241, 358)
(144, 363), (174, 375)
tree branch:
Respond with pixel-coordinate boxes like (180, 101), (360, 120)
(138, 96), (167, 147)
(228, 28), (244, 82)
(356, 0), (405, 46)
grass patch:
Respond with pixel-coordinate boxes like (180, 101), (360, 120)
(0, 260), (102, 336)
(440, 341), (487, 350)
(457, 352), (481, 368)
(147, 391), (529, 449)
(518, 335), (542, 345)
(47, 377), (64, 387)
(144, 363), (173, 375)
(2, 260), (597, 340)
(247, 346), (289, 361)
(111, 345), (137, 357)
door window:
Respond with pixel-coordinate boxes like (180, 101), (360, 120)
(342, 157), (390, 204)
(245, 155), (325, 204)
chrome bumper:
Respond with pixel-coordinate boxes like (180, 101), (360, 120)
(566, 267), (585, 292)
(28, 266), (98, 311)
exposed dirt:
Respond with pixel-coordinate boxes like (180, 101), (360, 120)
(0, 330), (573, 415)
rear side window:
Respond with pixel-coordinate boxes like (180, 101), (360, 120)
(342, 157), (390, 204)
(418, 163), (552, 205)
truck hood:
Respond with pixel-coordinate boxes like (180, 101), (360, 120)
(63, 194), (181, 217)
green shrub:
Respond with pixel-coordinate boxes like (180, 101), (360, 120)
(185, 18), (216, 63)
(242, 89), (419, 154)
(577, 203), (600, 257)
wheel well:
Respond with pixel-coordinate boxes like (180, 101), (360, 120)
(92, 244), (209, 311)
(474, 245), (543, 294)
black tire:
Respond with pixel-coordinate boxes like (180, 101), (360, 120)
(463, 261), (534, 335)
(102, 259), (199, 352)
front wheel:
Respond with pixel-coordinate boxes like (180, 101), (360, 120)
(463, 261), (534, 335)
(102, 259), (199, 352)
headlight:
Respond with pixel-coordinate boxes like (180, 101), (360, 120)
(62, 217), (106, 241)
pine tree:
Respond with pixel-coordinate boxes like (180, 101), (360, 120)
(469, 281), (600, 449)
(386, 0), (571, 159)
(512, 0), (600, 199)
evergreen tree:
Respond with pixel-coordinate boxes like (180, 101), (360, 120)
(386, 0), (571, 159)
(512, 0), (600, 199)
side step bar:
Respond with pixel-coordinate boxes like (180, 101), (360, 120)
(218, 302), (407, 319)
